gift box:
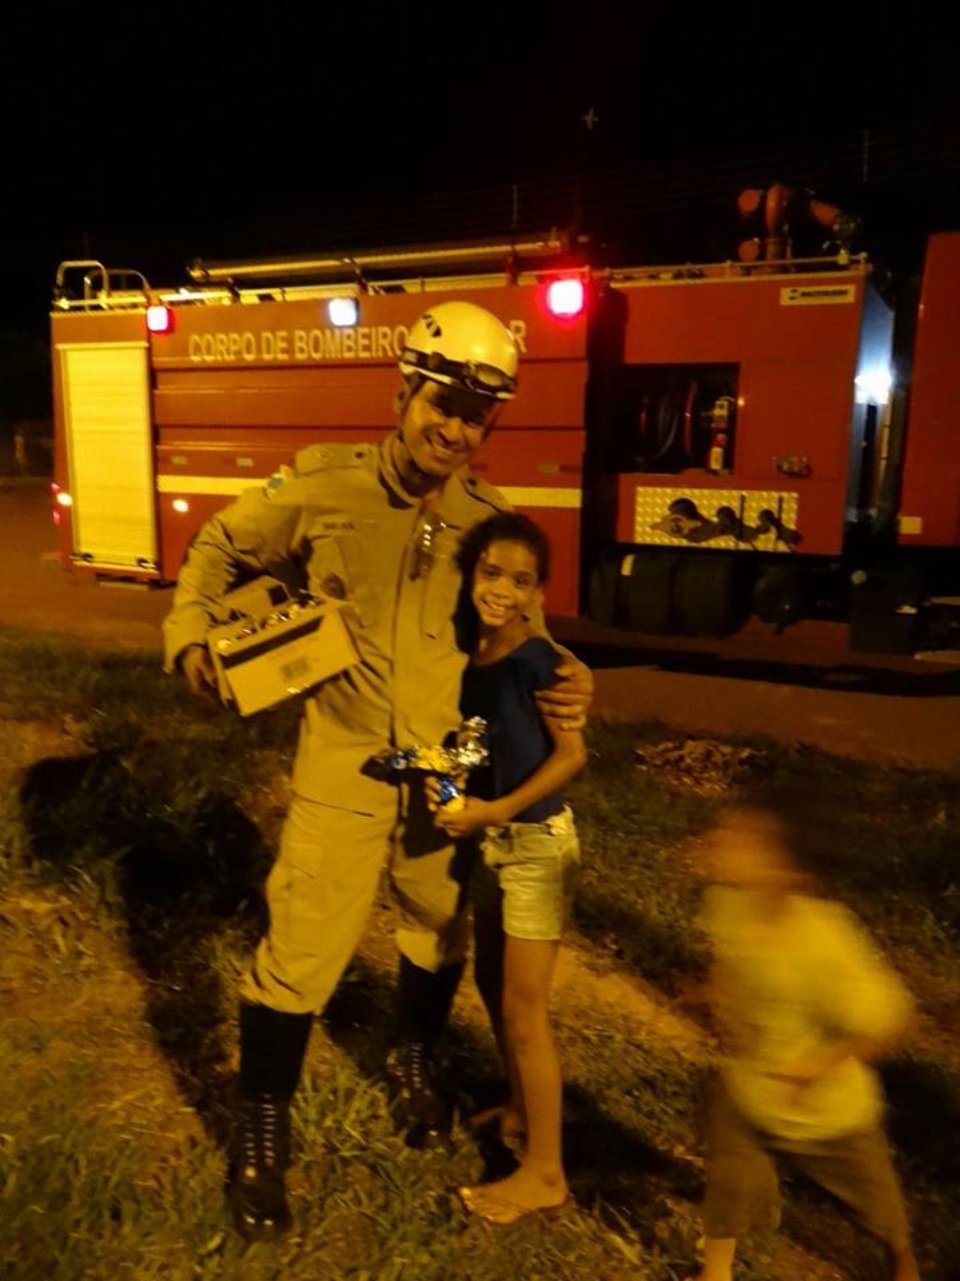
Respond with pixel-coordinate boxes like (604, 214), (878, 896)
(206, 578), (359, 716)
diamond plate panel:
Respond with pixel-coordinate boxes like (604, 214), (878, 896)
(632, 487), (800, 552)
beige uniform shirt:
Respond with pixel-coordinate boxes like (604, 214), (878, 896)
(163, 437), (510, 813)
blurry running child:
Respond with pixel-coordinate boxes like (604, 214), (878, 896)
(690, 802), (920, 1281)
(430, 512), (587, 1225)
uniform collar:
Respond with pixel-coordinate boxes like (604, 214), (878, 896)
(377, 433), (477, 527)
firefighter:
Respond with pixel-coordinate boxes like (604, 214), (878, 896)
(163, 300), (592, 1240)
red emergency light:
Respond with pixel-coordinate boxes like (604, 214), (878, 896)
(146, 304), (175, 334)
(545, 277), (585, 319)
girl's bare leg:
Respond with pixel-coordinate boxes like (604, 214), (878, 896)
(460, 936), (568, 1224)
(471, 880), (526, 1137)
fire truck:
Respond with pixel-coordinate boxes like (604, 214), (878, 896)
(49, 195), (960, 656)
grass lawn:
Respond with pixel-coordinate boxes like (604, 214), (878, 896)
(1, 631), (957, 1280)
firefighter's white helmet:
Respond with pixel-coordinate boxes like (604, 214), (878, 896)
(399, 301), (519, 401)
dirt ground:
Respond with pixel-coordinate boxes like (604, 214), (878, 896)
(3, 477), (960, 772)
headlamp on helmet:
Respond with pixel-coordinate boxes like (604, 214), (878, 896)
(399, 301), (519, 401)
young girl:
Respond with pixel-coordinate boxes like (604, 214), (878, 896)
(691, 802), (921, 1281)
(431, 512), (587, 1225)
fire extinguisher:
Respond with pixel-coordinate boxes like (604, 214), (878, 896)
(707, 396), (734, 472)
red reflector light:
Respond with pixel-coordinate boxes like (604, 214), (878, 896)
(146, 304), (174, 334)
(545, 278), (585, 318)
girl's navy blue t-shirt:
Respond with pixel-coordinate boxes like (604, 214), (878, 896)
(459, 636), (563, 823)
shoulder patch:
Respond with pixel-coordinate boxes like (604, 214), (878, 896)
(296, 442), (372, 475)
(463, 472), (511, 512)
(262, 464), (295, 498)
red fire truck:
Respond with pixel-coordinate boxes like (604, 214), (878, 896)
(49, 203), (960, 656)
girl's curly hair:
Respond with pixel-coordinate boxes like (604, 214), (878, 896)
(454, 511), (551, 586)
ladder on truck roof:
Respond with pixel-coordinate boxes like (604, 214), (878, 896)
(53, 233), (586, 312)
(186, 230), (576, 286)
(52, 261), (151, 312)
(53, 238), (869, 320)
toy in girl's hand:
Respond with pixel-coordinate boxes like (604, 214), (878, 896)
(433, 775), (466, 811)
(374, 716), (489, 811)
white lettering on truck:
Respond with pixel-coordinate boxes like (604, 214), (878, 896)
(509, 320), (528, 353)
(188, 332), (258, 362)
(187, 321), (537, 365)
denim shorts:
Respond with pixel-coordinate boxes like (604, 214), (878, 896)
(474, 806), (580, 941)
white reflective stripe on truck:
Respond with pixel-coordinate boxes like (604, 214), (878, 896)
(156, 475), (582, 507)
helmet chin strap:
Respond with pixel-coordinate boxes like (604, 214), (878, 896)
(392, 375), (442, 493)
(405, 450), (433, 485)
(392, 373), (496, 494)
(390, 425), (441, 496)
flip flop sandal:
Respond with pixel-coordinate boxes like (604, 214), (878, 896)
(458, 1185), (574, 1226)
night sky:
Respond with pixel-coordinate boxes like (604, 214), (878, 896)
(3, 2), (958, 338)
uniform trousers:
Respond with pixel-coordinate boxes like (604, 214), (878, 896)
(241, 783), (472, 1016)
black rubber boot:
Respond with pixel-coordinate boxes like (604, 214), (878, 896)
(385, 958), (463, 1148)
(229, 1003), (312, 1241)
(230, 1093), (293, 1240)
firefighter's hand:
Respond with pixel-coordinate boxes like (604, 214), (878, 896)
(535, 656), (593, 731)
(179, 644), (219, 701)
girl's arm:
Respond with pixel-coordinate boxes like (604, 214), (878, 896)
(522, 600), (594, 731)
(433, 715), (587, 839)
(533, 645), (593, 732)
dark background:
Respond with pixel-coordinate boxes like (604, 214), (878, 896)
(2, 2), (959, 417)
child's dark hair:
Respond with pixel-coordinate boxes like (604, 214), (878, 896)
(713, 794), (829, 894)
(455, 512), (551, 585)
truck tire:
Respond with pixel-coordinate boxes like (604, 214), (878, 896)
(587, 557), (623, 627)
(673, 554), (748, 637)
(751, 564), (807, 632)
(620, 551), (677, 635)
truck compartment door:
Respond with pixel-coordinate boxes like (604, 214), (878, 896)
(58, 341), (158, 570)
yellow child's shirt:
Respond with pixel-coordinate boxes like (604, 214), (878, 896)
(700, 886), (912, 1142)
